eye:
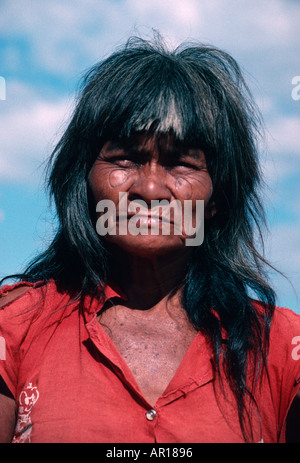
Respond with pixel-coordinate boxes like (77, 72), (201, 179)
(98, 149), (140, 168)
(165, 160), (201, 171)
(176, 161), (199, 169)
(109, 156), (137, 168)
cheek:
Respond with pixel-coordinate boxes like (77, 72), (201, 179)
(88, 164), (130, 202)
(169, 172), (213, 203)
(174, 177), (192, 200)
(108, 168), (131, 188)
(178, 173), (213, 205)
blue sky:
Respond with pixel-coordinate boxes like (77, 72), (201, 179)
(0, 0), (299, 312)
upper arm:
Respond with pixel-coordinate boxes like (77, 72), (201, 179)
(0, 284), (31, 442)
(0, 378), (16, 443)
(286, 389), (300, 443)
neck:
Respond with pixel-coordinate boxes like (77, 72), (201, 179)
(108, 247), (191, 309)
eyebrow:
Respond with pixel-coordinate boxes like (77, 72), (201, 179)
(107, 138), (205, 161)
(108, 139), (141, 151)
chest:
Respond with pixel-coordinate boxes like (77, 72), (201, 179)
(97, 307), (198, 405)
(13, 310), (267, 443)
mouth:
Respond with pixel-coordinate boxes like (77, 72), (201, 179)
(118, 213), (174, 225)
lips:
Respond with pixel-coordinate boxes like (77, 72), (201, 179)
(118, 213), (174, 225)
(134, 215), (168, 227)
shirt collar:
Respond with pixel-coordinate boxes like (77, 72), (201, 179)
(83, 282), (127, 318)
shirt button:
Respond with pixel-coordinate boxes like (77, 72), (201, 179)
(145, 409), (157, 421)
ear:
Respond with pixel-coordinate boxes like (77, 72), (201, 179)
(204, 200), (217, 220)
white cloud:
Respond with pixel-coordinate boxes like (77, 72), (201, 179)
(0, 0), (299, 187)
(265, 220), (300, 310)
(266, 117), (300, 155)
(0, 82), (72, 183)
(262, 116), (300, 181)
(0, 0), (299, 75)
(127, 0), (300, 51)
(128, 0), (201, 30)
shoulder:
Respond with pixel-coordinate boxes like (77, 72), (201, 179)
(251, 300), (300, 341)
(0, 279), (76, 331)
(256, 302), (300, 393)
(266, 305), (300, 441)
(269, 306), (300, 369)
(0, 279), (72, 309)
(269, 305), (300, 352)
(271, 304), (300, 327)
(0, 281), (40, 309)
(251, 301), (300, 441)
(0, 280), (79, 398)
(251, 300), (300, 381)
(0, 280), (45, 325)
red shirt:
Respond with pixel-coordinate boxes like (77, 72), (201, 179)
(0, 280), (300, 443)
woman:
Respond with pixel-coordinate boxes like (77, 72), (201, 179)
(0, 36), (299, 443)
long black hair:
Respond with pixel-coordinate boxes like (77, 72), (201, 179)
(3, 35), (276, 440)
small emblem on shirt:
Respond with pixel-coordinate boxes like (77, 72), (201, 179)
(12, 382), (40, 443)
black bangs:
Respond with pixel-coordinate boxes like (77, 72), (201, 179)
(77, 39), (237, 151)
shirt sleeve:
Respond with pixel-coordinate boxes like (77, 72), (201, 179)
(0, 282), (37, 398)
(267, 306), (300, 441)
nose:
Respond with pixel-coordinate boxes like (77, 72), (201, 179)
(128, 165), (172, 204)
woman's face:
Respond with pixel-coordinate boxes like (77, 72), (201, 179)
(88, 133), (214, 258)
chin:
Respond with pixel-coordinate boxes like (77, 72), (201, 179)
(104, 234), (187, 258)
